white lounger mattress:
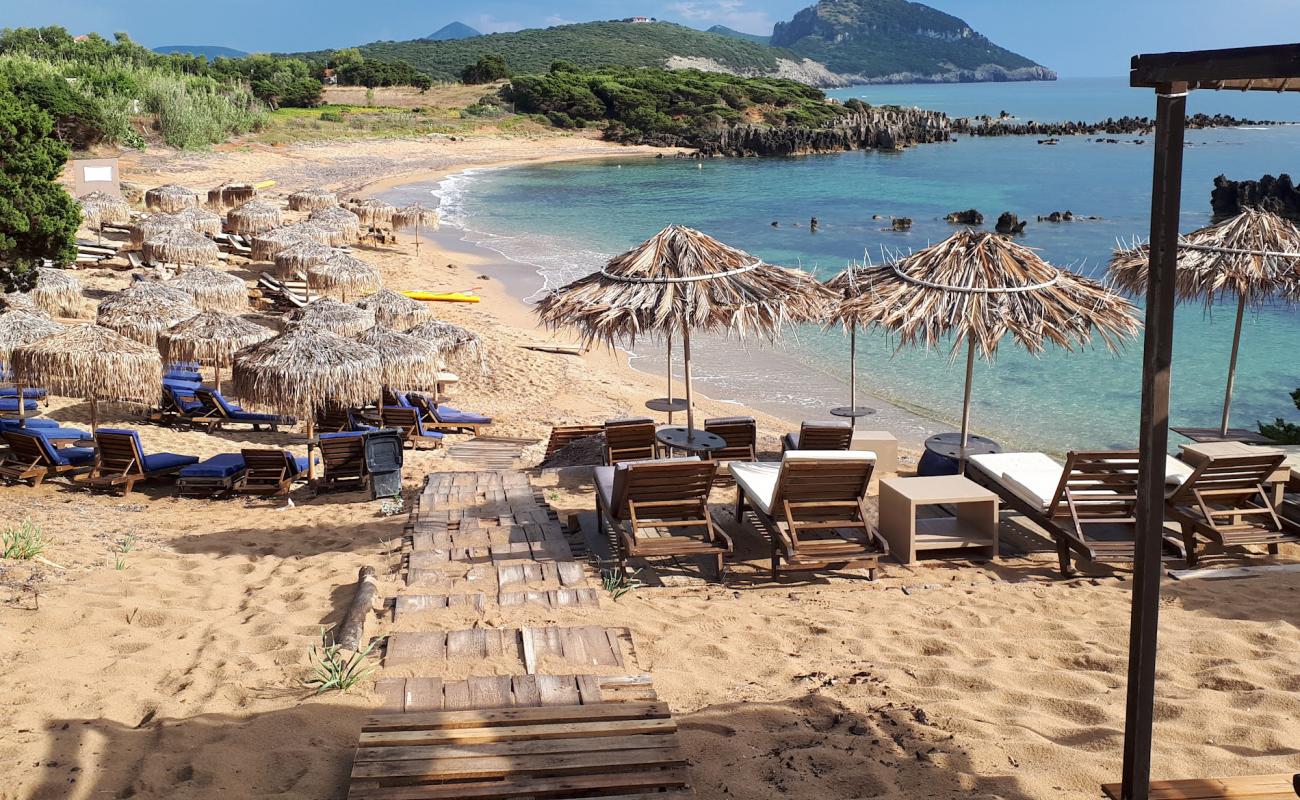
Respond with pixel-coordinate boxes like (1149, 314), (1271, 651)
(731, 450), (876, 516)
(968, 452), (1195, 512)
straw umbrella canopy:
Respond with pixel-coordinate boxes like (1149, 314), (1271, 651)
(13, 323), (163, 432)
(165, 267), (249, 313)
(251, 223), (332, 261)
(232, 325), (383, 478)
(145, 184), (199, 213)
(129, 214), (183, 247)
(353, 288), (432, 330)
(306, 253), (381, 301)
(350, 198), (396, 227)
(30, 267), (82, 317)
(79, 191), (131, 244)
(537, 225), (833, 437)
(406, 320), (487, 376)
(1109, 207), (1300, 437)
(356, 325), (444, 408)
(1, 292), (43, 315)
(97, 284), (199, 346)
(823, 262), (877, 428)
(392, 203), (438, 257)
(173, 206), (223, 236)
(274, 241), (335, 278)
(836, 229), (1140, 461)
(226, 199), (283, 236)
(289, 298), (376, 336)
(309, 206), (362, 244)
(207, 183), (257, 209)
(289, 188), (338, 212)
(159, 310), (275, 391)
(0, 311), (64, 419)
(143, 227), (220, 268)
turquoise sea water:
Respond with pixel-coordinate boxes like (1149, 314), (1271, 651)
(387, 78), (1300, 452)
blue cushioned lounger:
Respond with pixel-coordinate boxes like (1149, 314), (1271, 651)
(0, 398), (39, 414)
(0, 430), (95, 485)
(195, 388), (293, 431)
(75, 428), (199, 495)
(0, 387), (47, 399)
(177, 453), (247, 497)
(0, 418), (61, 431)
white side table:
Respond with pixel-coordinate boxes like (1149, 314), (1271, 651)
(879, 475), (999, 564)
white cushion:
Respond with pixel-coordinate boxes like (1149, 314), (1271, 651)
(731, 461), (781, 516)
(971, 451), (1065, 511)
(1163, 456), (1194, 487)
(783, 449), (876, 463)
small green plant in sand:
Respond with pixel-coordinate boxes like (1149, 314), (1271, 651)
(111, 534), (138, 570)
(305, 628), (381, 695)
(601, 569), (642, 602)
(1, 520), (45, 560)
(379, 497), (405, 517)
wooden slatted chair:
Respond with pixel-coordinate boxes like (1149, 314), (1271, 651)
(603, 417), (657, 465)
(410, 393), (493, 435)
(544, 424), (604, 461)
(595, 457), (733, 581)
(704, 415), (757, 485)
(0, 430), (95, 486)
(74, 429), (198, 495)
(782, 420), (853, 452)
(732, 451), (888, 578)
(235, 449), (309, 496)
(967, 450), (1190, 576)
(1166, 452), (1298, 567)
(380, 406), (444, 449)
(315, 432), (368, 493)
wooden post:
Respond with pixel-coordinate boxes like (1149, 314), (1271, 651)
(848, 324), (858, 429)
(305, 416), (316, 482)
(958, 338), (976, 464)
(681, 324), (695, 440)
(1121, 81), (1187, 800)
(89, 396), (98, 434)
(336, 565), (378, 651)
(666, 334), (674, 425)
(1219, 293), (1246, 437)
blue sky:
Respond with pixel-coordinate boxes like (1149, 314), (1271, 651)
(6, 0), (1299, 77)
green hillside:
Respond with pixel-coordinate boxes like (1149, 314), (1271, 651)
(706, 25), (771, 46)
(771, 0), (1051, 80)
(340, 21), (801, 82)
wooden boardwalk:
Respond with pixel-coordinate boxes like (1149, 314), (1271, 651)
(346, 469), (695, 798)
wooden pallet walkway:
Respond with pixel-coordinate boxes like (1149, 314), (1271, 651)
(384, 625), (637, 672)
(374, 673), (658, 713)
(443, 436), (539, 469)
(347, 701), (693, 799)
(1102, 774), (1299, 799)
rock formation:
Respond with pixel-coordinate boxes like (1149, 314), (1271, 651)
(945, 209), (983, 225)
(995, 212), (1027, 235)
(694, 107), (951, 156)
(1211, 173), (1300, 222)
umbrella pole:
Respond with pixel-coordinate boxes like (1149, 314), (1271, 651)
(306, 416), (315, 482)
(1219, 294), (1246, 438)
(90, 396), (98, 434)
(849, 325), (858, 430)
(958, 339), (976, 468)
(682, 324), (695, 440)
(214, 363), (221, 394)
(666, 333), (674, 425)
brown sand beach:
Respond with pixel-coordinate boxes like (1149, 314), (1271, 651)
(0, 128), (1297, 800)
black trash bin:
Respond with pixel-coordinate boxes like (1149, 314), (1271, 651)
(364, 429), (404, 499)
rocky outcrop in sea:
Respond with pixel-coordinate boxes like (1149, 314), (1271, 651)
(953, 113), (1281, 138)
(1210, 173), (1300, 221)
(692, 108), (951, 156)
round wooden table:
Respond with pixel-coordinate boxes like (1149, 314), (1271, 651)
(917, 432), (1002, 476)
(655, 426), (726, 455)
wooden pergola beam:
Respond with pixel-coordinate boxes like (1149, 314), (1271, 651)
(1132, 42), (1300, 88)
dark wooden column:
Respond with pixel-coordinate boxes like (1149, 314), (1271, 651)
(1121, 80), (1188, 800)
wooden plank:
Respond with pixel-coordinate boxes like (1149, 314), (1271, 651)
(375, 678), (406, 713)
(535, 674), (582, 707)
(467, 675), (514, 709)
(353, 733), (684, 763)
(1104, 774), (1298, 799)
(360, 717), (677, 748)
(441, 680), (472, 711)
(402, 678), (445, 713)
(446, 629), (486, 660)
(362, 702), (670, 732)
(347, 768), (690, 799)
(351, 745), (686, 781)
(576, 675), (603, 705)
(385, 632), (446, 664)
(510, 674), (541, 707)
(521, 626), (538, 675)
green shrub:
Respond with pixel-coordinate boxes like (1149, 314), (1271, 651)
(319, 110), (344, 122)
(1259, 388), (1300, 444)
(1, 520), (45, 560)
(461, 55), (509, 84)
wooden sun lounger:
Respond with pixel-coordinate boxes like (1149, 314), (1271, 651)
(410, 393), (491, 435)
(235, 449), (304, 496)
(316, 434), (369, 493)
(544, 424), (604, 460)
(0, 431), (90, 486)
(346, 701), (693, 799)
(596, 458), (733, 581)
(966, 450), (1186, 576)
(732, 452), (888, 579)
(74, 430), (196, 496)
(603, 418), (658, 465)
(782, 420), (853, 452)
(1102, 773), (1299, 799)
(704, 416), (757, 485)
(1166, 452), (1299, 567)
(381, 406), (443, 449)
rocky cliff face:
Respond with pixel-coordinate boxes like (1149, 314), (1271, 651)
(694, 107), (951, 156)
(1211, 174), (1300, 221)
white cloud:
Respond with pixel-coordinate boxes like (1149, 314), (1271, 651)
(664, 0), (773, 33)
(543, 15), (575, 26)
(474, 14), (524, 33)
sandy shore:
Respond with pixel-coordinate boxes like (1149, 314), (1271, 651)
(1, 130), (1296, 799)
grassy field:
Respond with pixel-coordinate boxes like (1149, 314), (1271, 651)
(251, 102), (545, 145)
(319, 83), (501, 110)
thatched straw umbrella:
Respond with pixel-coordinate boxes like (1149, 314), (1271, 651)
(145, 184), (199, 213)
(309, 206), (362, 243)
(1110, 208), (1300, 437)
(207, 183), (257, 209)
(79, 191), (131, 244)
(165, 267), (248, 313)
(353, 288), (431, 330)
(173, 206), (223, 236)
(289, 188), (338, 212)
(251, 223), (332, 262)
(824, 262), (877, 428)
(289, 298), (376, 336)
(306, 253), (381, 301)
(13, 323), (162, 432)
(537, 225), (833, 438)
(30, 267), (83, 317)
(143, 227), (220, 268)
(159, 310), (275, 391)
(350, 198), (396, 227)
(0, 311), (64, 421)
(273, 241), (335, 279)
(226, 199), (283, 236)
(356, 325), (444, 409)
(406, 320), (487, 376)
(836, 229), (1140, 462)
(97, 283), (200, 345)
(392, 203), (438, 257)
(232, 325), (382, 478)
(130, 214), (182, 247)
(1, 293), (43, 315)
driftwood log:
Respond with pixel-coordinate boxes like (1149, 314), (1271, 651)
(336, 566), (378, 651)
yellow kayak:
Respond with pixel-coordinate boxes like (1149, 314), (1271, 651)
(401, 291), (481, 303)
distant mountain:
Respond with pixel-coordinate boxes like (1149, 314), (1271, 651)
(346, 21), (843, 85)
(152, 44), (248, 59)
(769, 0), (1054, 83)
(425, 22), (481, 41)
(706, 25), (770, 46)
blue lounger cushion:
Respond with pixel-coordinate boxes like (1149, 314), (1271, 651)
(99, 428), (199, 473)
(437, 405), (492, 425)
(0, 398), (38, 413)
(0, 418), (60, 431)
(12, 430), (95, 467)
(285, 453), (309, 476)
(35, 426), (91, 442)
(394, 392), (414, 408)
(180, 453), (246, 479)
(164, 369), (202, 382)
(203, 389), (292, 424)
(0, 387), (46, 399)
(320, 431), (365, 441)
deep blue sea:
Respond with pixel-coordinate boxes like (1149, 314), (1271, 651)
(386, 77), (1300, 452)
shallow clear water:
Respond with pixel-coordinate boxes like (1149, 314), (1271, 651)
(387, 78), (1300, 452)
